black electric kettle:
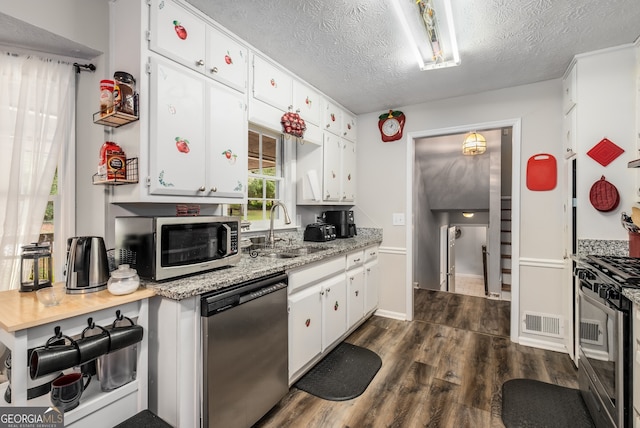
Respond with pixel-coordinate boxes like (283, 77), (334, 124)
(65, 237), (110, 294)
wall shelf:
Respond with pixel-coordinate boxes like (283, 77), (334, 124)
(92, 157), (139, 185)
(93, 94), (139, 128)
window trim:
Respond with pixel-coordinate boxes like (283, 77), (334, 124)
(229, 126), (296, 233)
(53, 117), (75, 280)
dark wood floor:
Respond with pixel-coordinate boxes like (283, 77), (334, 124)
(255, 289), (578, 428)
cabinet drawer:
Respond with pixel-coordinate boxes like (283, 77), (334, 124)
(364, 246), (379, 262)
(346, 250), (364, 270)
(288, 256), (346, 293)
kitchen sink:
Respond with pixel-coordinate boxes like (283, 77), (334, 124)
(259, 246), (330, 259)
(261, 252), (300, 259)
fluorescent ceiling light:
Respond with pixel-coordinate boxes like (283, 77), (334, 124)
(392, 0), (460, 71)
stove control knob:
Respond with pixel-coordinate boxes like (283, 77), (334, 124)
(597, 284), (610, 299)
(577, 269), (596, 281)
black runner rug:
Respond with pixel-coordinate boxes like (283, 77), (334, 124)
(502, 378), (595, 428)
(295, 342), (381, 401)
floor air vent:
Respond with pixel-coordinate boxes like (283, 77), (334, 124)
(522, 312), (563, 338)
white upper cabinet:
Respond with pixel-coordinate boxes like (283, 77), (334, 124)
(342, 139), (356, 202)
(322, 133), (343, 202)
(148, 56), (246, 199)
(206, 27), (248, 93)
(149, 0), (247, 93)
(149, 57), (208, 196)
(293, 80), (322, 126)
(252, 55), (293, 112)
(342, 111), (357, 142)
(149, 0), (207, 73)
(206, 81), (248, 198)
(323, 100), (343, 136)
(562, 63), (577, 115)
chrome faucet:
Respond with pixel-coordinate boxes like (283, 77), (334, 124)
(268, 201), (292, 248)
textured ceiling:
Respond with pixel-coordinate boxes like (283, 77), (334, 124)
(185, 0), (640, 114)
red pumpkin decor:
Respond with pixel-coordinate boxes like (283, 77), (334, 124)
(281, 109), (306, 138)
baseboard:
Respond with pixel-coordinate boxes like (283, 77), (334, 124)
(518, 335), (569, 354)
(374, 309), (407, 321)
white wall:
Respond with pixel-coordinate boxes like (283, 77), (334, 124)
(455, 226), (486, 276)
(573, 46), (637, 241)
(3, 1), (111, 238)
(356, 78), (565, 335)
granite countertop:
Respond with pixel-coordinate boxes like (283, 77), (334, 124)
(143, 228), (383, 300)
(574, 239), (640, 304)
(623, 289), (640, 305)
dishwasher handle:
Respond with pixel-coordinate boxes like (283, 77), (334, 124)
(201, 272), (288, 316)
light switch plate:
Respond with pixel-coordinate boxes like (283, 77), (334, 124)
(392, 213), (405, 226)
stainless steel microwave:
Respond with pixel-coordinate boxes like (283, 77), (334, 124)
(115, 216), (241, 281)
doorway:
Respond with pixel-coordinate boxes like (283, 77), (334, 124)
(405, 119), (521, 343)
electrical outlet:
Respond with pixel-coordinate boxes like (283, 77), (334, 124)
(392, 213), (405, 226)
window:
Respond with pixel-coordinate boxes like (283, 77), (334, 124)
(227, 127), (293, 231)
(0, 52), (75, 290)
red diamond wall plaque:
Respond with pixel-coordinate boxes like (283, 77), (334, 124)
(587, 138), (624, 166)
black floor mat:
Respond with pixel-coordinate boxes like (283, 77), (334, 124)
(502, 379), (595, 428)
(294, 342), (382, 401)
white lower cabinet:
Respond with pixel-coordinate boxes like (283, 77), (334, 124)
(288, 284), (322, 376)
(346, 249), (365, 329)
(347, 266), (365, 329)
(287, 247), (379, 383)
(364, 247), (380, 315)
(321, 274), (347, 350)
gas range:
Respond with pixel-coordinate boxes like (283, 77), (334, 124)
(575, 254), (635, 428)
(582, 255), (640, 287)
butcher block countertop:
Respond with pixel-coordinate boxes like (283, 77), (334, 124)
(0, 283), (155, 332)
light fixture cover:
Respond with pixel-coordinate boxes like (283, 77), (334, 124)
(392, 0), (460, 71)
(462, 132), (487, 155)
(462, 212), (474, 218)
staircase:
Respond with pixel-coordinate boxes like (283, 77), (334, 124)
(500, 197), (512, 300)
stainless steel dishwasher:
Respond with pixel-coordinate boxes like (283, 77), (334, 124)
(201, 272), (289, 428)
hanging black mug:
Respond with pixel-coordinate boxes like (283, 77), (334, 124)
(75, 321), (110, 364)
(30, 331), (80, 380)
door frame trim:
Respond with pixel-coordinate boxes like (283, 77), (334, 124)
(405, 118), (522, 343)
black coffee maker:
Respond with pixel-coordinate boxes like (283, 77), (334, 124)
(321, 210), (357, 238)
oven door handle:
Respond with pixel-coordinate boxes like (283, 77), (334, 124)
(579, 288), (618, 318)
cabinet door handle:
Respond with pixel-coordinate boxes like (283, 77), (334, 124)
(210, 187), (217, 192)
(353, 258), (361, 263)
(198, 186), (206, 192)
(210, 67), (218, 74)
(355, 290), (359, 297)
(196, 59), (205, 66)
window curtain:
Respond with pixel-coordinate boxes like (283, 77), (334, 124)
(0, 52), (75, 291)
